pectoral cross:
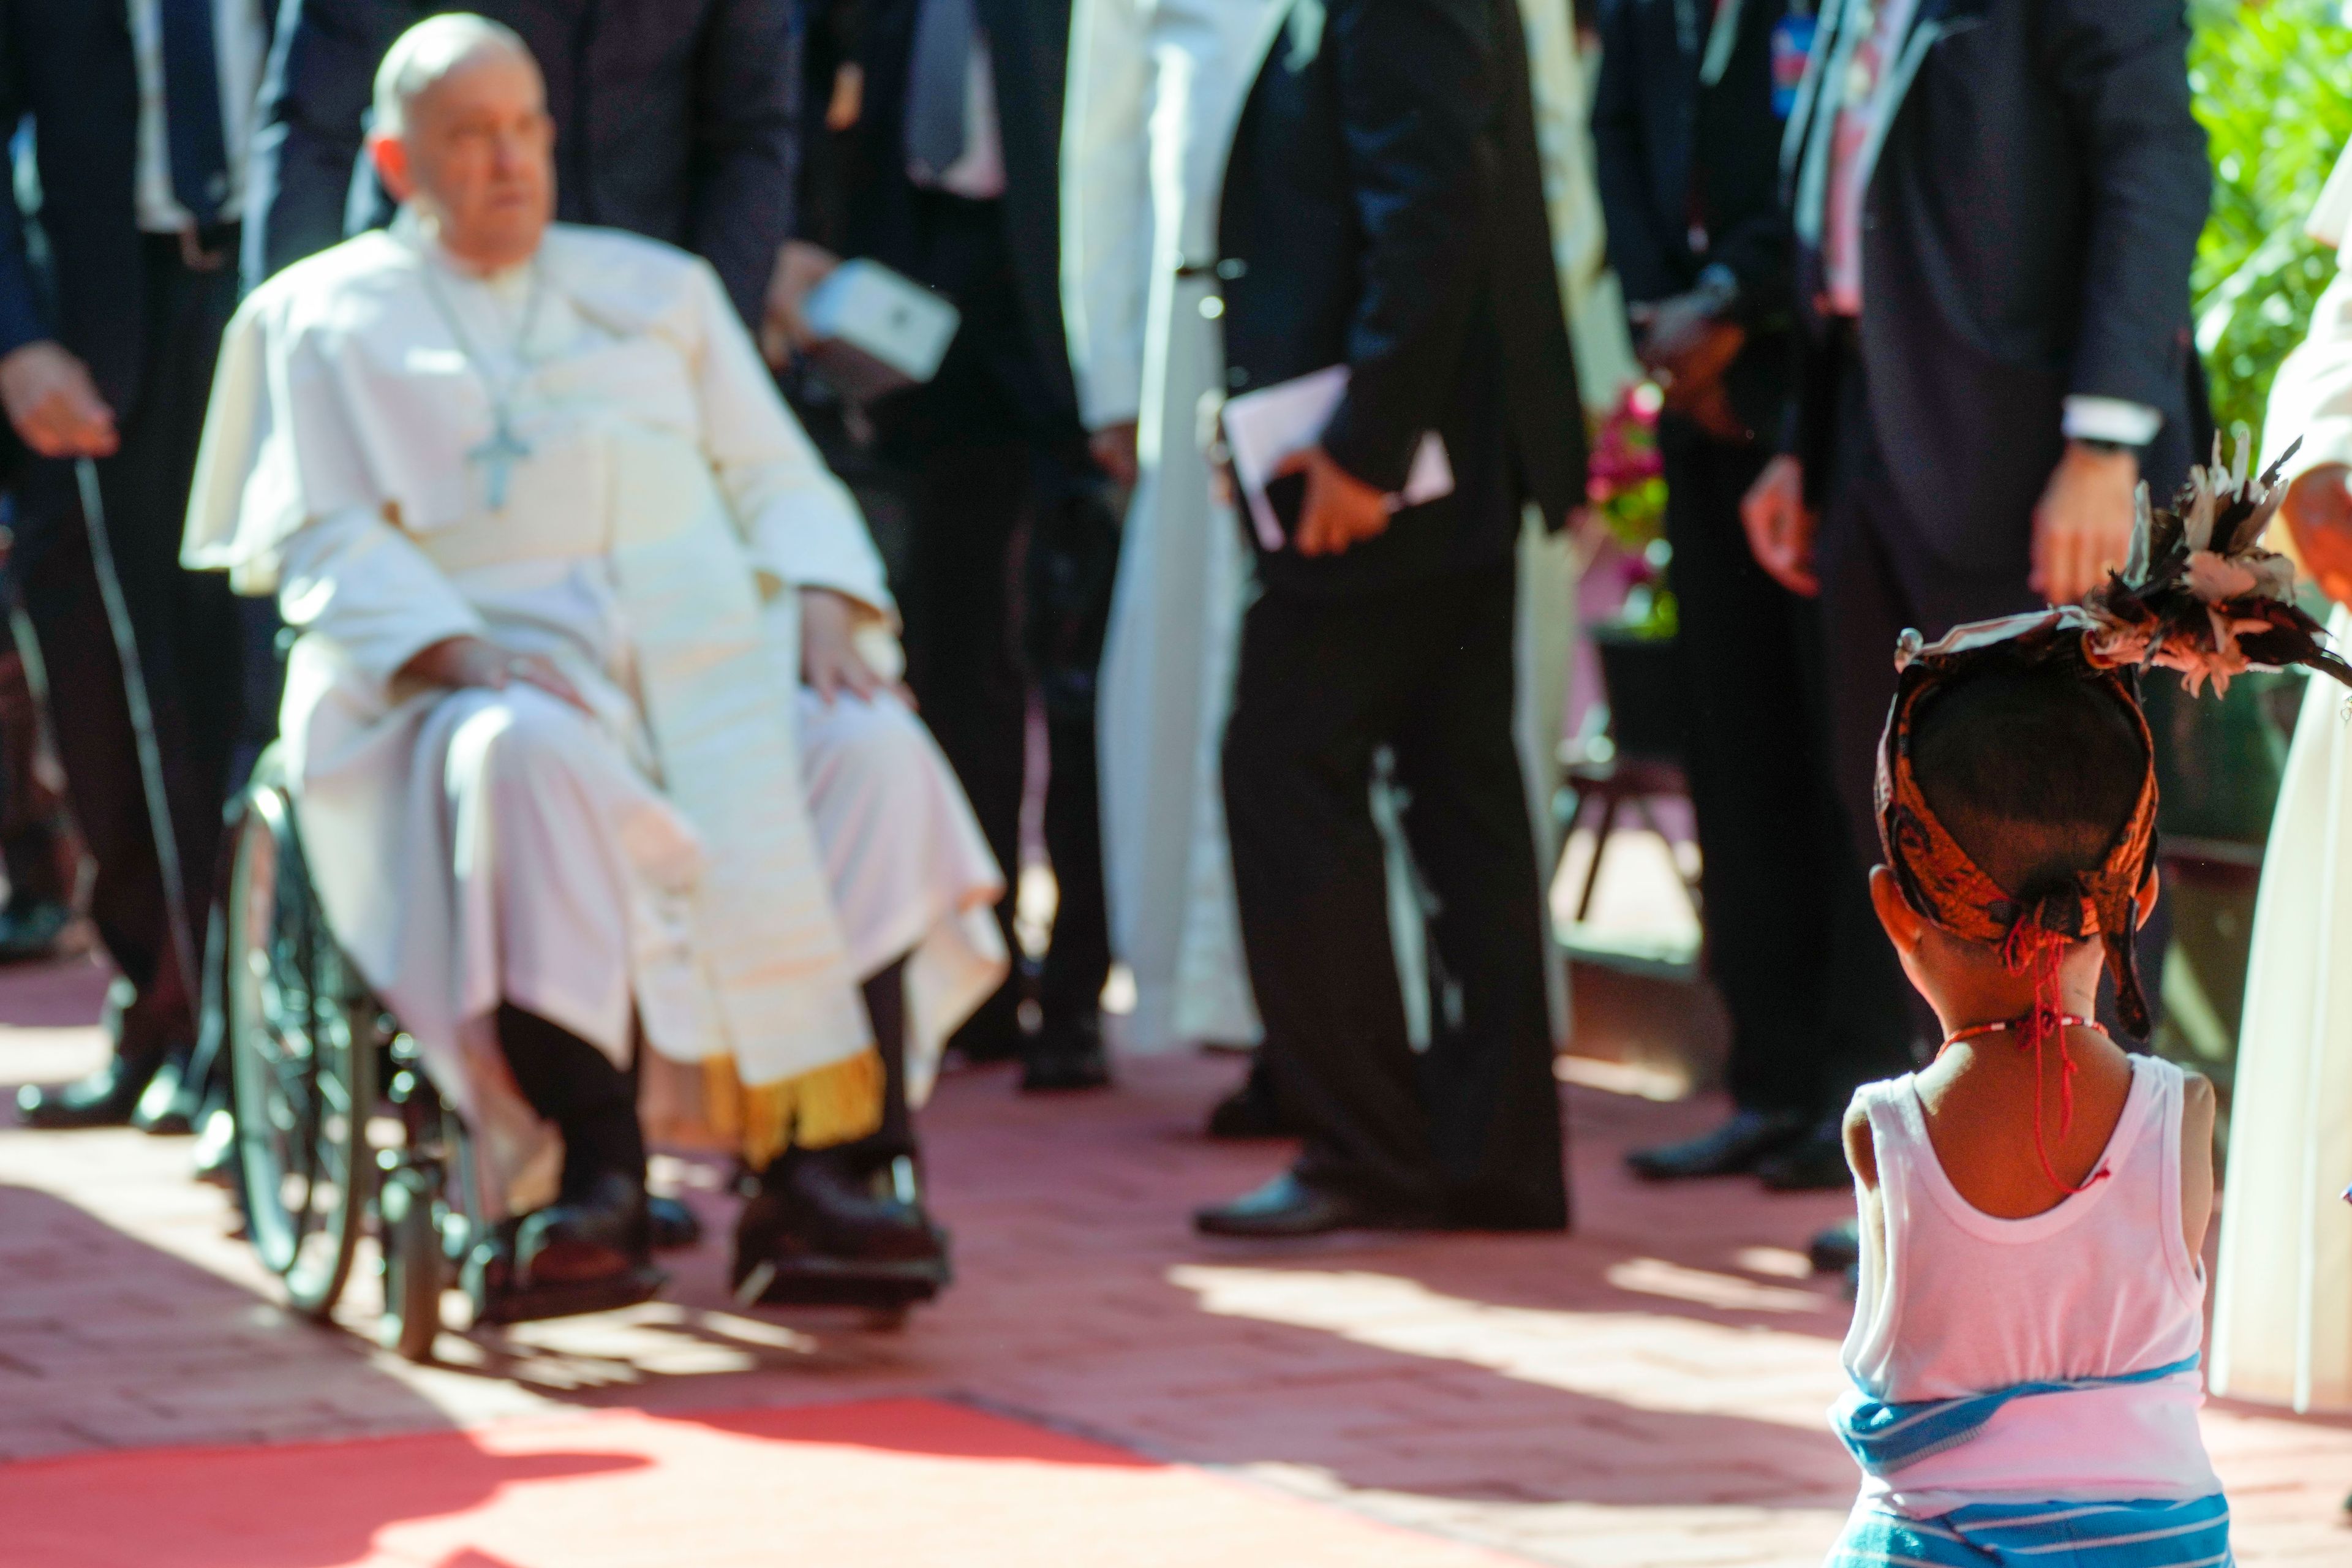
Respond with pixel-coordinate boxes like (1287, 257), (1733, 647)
(469, 415), (532, 511)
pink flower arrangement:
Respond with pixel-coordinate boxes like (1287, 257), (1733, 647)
(1586, 382), (1667, 553)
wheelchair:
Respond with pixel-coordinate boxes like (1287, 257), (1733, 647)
(219, 747), (662, 1362)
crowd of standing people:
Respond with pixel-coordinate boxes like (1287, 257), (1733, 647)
(0, 0), (2253, 1246)
(13, 0), (2352, 1558)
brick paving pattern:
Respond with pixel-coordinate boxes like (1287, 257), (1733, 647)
(3, 953), (2348, 1564)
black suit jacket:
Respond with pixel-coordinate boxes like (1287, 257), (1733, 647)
(1218, 0), (1585, 598)
(1589, 0), (1792, 440)
(0, 2), (276, 413)
(1783, 0), (2209, 572)
(246, 0), (799, 323)
(825, 0), (1075, 420)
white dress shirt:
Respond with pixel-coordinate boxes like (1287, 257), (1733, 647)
(128, 0), (268, 233)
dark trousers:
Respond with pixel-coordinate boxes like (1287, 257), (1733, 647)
(1814, 353), (2166, 1046)
(0, 613), (74, 909)
(876, 192), (1114, 1038)
(1223, 560), (1567, 1229)
(497, 1006), (646, 1200)
(1661, 417), (1887, 1116)
(10, 236), (250, 1060)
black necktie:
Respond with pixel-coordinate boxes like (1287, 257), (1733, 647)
(158, 0), (229, 225)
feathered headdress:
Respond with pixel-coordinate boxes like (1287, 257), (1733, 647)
(1876, 437), (2352, 1192)
(2080, 432), (2352, 694)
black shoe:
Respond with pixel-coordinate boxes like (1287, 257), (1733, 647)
(0, 899), (71, 965)
(16, 1053), (163, 1129)
(1756, 1123), (1853, 1192)
(1193, 1172), (1432, 1238)
(1020, 1011), (1110, 1093)
(947, 987), (1025, 1066)
(1205, 1075), (1294, 1140)
(730, 1155), (951, 1305)
(131, 1057), (195, 1136)
(1625, 1109), (1809, 1182)
(1808, 1219), (1860, 1275)
(514, 1171), (652, 1287)
(192, 1105), (238, 1189)
(742, 1153), (942, 1264)
(646, 1194), (703, 1251)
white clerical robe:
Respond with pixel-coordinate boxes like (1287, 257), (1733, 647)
(1063, 0), (1630, 1054)
(2211, 203), (2352, 1412)
(184, 217), (1006, 1185)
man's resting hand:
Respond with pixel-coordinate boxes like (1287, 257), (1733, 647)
(1741, 454), (1819, 597)
(761, 241), (842, 369)
(2031, 441), (2138, 606)
(399, 636), (590, 712)
(0, 341), (118, 459)
(800, 586), (902, 705)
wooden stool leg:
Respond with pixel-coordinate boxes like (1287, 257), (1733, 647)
(1574, 792), (1620, 924)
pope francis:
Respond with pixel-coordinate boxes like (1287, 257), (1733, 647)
(183, 15), (1005, 1302)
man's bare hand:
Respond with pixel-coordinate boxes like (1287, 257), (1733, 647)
(760, 240), (842, 369)
(1090, 421), (1140, 488)
(0, 341), (118, 459)
(1284, 446), (1390, 558)
(2031, 441), (2139, 605)
(398, 635), (590, 712)
(2283, 461), (2352, 606)
(1741, 454), (1819, 596)
(800, 586), (895, 704)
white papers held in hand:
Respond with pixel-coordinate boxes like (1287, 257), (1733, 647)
(1221, 365), (1453, 551)
(802, 260), (962, 403)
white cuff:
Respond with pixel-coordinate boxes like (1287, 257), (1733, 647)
(2062, 396), (2164, 448)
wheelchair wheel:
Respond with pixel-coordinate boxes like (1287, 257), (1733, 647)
(226, 786), (377, 1319)
(378, 1163), (445, 1362)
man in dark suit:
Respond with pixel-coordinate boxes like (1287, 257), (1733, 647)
(1591, 0), (1905, 1188)
(247, 0), (799, 323)
(765, 0), (1117, 1093)
(3, 0), (273, 1128)
(1194, 0), (1586, 1237)
(1746, 0), (2207, 823)
(1740, 0), (2205, 1119)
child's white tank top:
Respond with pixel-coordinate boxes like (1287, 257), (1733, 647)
(1839, 1053), (2222, 1517)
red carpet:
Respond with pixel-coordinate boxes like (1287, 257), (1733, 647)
(0, 1397), (1517, 1567)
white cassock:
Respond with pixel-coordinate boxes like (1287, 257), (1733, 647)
(183, 216), (1007, 1201)
(1062, 0), (1635, 1054)
(2211, 145), (2352, 1413)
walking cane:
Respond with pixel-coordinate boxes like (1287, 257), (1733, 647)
(74, 457), (201, 1020)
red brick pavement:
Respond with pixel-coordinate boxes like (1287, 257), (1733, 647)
(2, 954), (2348, 1564)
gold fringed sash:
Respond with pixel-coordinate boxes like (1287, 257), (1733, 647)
(699, 1048), (886, 1171)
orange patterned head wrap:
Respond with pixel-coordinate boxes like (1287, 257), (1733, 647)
(1874, 611), (2161, 1034)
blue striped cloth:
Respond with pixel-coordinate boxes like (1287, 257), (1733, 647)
(1834, 1355), (2203, 1476)
(1831, 1495), (2233, 1566)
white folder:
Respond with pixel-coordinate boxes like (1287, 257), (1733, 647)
(1221, 365), (1453, 551)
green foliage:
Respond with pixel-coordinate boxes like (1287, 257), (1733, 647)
(2190, 0), (2352, 440)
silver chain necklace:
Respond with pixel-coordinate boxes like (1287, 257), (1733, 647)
(418, 254), (547, 511)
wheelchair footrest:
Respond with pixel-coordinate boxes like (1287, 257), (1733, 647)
(733, 1254), (949, 1311)
(468, 1259), (668, 1326)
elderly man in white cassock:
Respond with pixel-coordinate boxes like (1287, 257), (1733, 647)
(183, 14), (1005, 1304)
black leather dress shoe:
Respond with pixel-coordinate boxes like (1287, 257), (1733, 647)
(1020, 1012), (1110, 1093)
(1193, 1172), (1431, 1238)
(514, 1171), (652, 1286)
(1205, 1073), (1294, 1140)
(1626, 1109), (1809, 1182)
(744, 1154), (941, 1263)
(131, 1057), (196, 1135)
(1808, 1218), (1860, 1274)
(1756, 1123), (1853, 1191)
(646, 1194), (703, 1251)
(16, 1053), (164, 1129)
(0, 899), (72, 965)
